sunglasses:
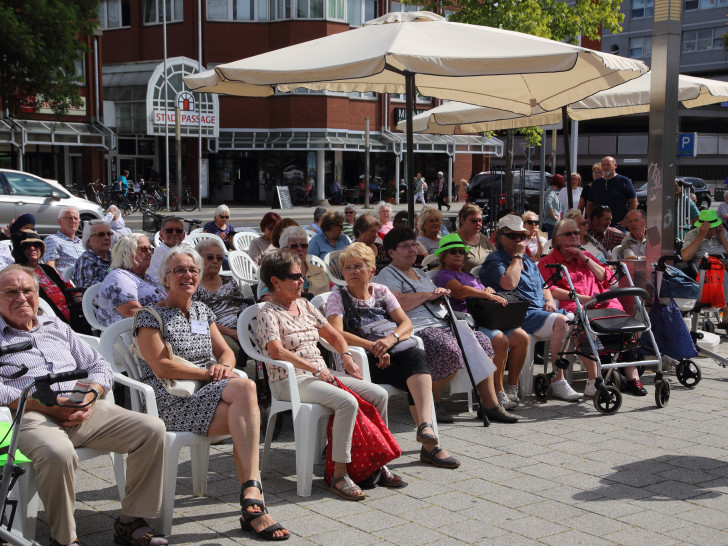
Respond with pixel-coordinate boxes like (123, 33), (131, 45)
(218, 215), (229, 219)
(205, 254), (224, 262)
(137, 246), (153, 253)
(91, 231), (113, 238)
(447, 248), (466, 255)
(468, 217), (483, 224)
(524, 220), (539, 225)
(558, 230), (580, 238)
(279, 273), (304, 281)
(164, 228), (185, 234)
(22, 242), (43, 249)
(503, 233), (527, 241)
(287, 243), (309, 250)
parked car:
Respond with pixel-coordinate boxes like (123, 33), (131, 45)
(0, 169), (105, 235)
(466, 170), (552, 220)
(636, 176), (711, 211)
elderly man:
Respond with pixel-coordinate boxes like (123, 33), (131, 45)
(621, 209), (647, 259)
(343, 204), (357, 239)
(0, 265), (167, 546)
(148, 216), (186, 284)
(43, 207), (84, 272)
(306, 207), (327, 234)
(588, 205), (625, 253)
(586, 156), (638, 230)
(71, 220), (113, 288)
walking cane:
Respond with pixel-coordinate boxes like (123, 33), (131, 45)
(440, 295), (490, 427)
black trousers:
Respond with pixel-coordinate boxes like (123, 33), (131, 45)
(367, 346), (431, 405)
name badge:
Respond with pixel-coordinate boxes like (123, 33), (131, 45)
(190, 319), (209, 335)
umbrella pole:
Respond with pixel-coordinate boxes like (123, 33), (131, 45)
(562, 106), (573, 209)
(406, 72), (415, 228)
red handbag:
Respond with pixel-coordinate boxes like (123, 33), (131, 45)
(324, 378), (401, 485)
(697, 256), (726, 309)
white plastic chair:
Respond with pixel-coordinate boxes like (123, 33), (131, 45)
(82, 283), (106, 332)
(185, 232), (227, 252)
(305, 254), (329, 276)
(233, 231), (257, 252)
(611, 245), (625, 260)
(35, 298), (58, 318)
(61, 264), (75, 283)
(229, 250), (260, 285)
(237, 305), (332, 497)
(99, 319), (242, 535)
(153, 231), (162, 248)
(189, 227), (204, 235)
(4, 376), (126, 540)
(323, 250), (347, 287)
(304, 230), (317, 241)
(0, 240), (12, 252)
(310, 293), (439, 437)
(421, 254), (438, 270)
(470, 265), (481, 277)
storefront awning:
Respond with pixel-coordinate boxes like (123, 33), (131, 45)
(0, 119), (111, 149)
(382, 131), (503, 157)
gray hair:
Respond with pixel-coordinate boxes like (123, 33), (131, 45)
(313, 207), (327, 222)
(259, 250), (301, 291)
(0, 264), (39, 292)
(437, 171), (444, 178)
(81, 219), (111, 249)
(160, 216), (184, 231)
(417, 206), (442, 231)
(551, 219), (579, 250)
(375, 201), (391, 216)
(214, 204), (230, 219)
(111, 233), (148, 270)
(279, 225), (308, 249)
(158, 246), (204, 288)
(57, 206), (78, 220)
(625, 209), (646, 221)
(195, 237), (226, 256)
(563, 208), (583, 221)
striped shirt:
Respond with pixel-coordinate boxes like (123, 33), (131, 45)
(42, 231), (84, 270)
(0, 313), (113, 405)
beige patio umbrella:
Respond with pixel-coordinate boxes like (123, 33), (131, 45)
(183, 11), (648, 221)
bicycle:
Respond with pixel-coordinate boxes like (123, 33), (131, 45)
(176, 185), (198, 212)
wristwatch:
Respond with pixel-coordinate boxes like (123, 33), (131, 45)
(313, 364), (323, 377)
(392, 332), (400, 342)
(342, 351), (352, 357)
(513, 254), (524, 260)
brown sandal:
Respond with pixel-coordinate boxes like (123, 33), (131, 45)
(416, 422), (438, 446)
(330, 473), (366, 501)
(378, 466), (405, 488)
(113, 517), (166, 545)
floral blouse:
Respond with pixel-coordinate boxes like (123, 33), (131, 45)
(36, 266), (71, 320)
(254, 298), (327, 382)
(96, 268), (167, 327)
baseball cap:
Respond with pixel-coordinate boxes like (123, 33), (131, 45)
(497, 214), (528, 233)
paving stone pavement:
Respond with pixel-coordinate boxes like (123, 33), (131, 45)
(26, 330), (728, 545)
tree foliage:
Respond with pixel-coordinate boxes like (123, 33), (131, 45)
(0, 0), (101, 118)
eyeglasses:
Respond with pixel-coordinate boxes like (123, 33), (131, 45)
(503, 233), (527, 241)
(342, 263), (368, 273)
(396, 242), (418, 250)
(170, 267), (200, 276)
(205, 254), (224, 262)
(558, 230), (580, 238)
(286, 243), (309, 250)
(61, 216), (80, 222)
(137, 246), (153, 253)
(524, 220), (539, 225)
(468, 217), (483, 224)
(1, 288), (36, 300)
(218, 215), (229, 219)
(279, 273), (304, 281)
(164, 228), (185, 235)
(91, 231), (113, 238)
(345, 211), (356, 215)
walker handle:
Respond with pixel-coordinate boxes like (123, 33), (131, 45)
(593, 287), (648, 303)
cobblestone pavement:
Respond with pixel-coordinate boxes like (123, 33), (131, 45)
(29, 328), (728, 545)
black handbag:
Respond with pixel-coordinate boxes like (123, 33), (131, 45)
(466, 292), (529, 330)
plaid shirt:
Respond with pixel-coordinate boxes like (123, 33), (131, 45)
(71, 248), (110, 288)
(43, 231), (84, 270)
(587, 226), (625, 252)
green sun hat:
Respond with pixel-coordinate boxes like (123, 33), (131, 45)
(435, 233), (471, 257)
(694, 209), (722, 228)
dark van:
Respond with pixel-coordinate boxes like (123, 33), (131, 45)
(466, 170), (552, 220)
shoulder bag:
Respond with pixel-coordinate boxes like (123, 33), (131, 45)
(131, 306), (203, 397)
(466, 291), (529, 330)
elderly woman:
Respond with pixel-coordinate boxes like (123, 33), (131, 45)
(194, 238), (247, 369)
(135, 247), (289, 540)
(434, 234), (529, 410)
(255, 251), (390, 501)
(204, 205), (236, 250)
(270, 218), (299, 250)
(11, 229), (90, 333)
(104, 205), (132, 240)
(417, 207), (444, 255)
(308, 211), (351, 259)
(96, 234), (167, 328)
(376, 202), (394, 238)
(480, 215), (582, 402)
(377, 227), (518, 424)
(563, 209), (608, 263)
(247, 212), (281, 265)
(327, 243), (460, 469)
(456, 204), (495, 273)
(353, 213), (390, 274)
(537, 218), (646, 397)
(522, 211), (546, 263)
(72, 219), (112, 288)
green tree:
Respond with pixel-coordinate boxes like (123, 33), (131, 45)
(416, 0), (624, 208)
(0, 0), (101, 118)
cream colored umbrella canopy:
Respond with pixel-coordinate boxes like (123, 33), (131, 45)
(399, 72), (728, 133)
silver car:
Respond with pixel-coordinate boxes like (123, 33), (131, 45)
(0, 169), (105, 235)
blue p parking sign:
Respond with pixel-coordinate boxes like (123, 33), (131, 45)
(678, 133), (697, 157)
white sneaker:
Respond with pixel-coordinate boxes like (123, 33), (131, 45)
(505, 384), (521, 403)
(497, 390), (517, 409)
(584, 379), (597, 397)
(551, 379), (583, 402)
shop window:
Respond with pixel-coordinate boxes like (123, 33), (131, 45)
(144, 0), (184, 24)
(99, 0), (131, 29)
(629, 37), (652, 58)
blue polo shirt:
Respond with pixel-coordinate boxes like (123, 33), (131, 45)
(307, 230), (351, 259)
(480, 248), (563, 333)
(587, 174), (636, 225)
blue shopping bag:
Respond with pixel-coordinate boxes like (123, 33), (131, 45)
(642, 292), (697, 360)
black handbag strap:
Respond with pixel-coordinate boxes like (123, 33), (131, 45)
(387, 265), (445, 323)
(337, 287), (362, 330)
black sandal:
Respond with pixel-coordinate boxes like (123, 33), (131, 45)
(113, 517), (166, 545)
(420, 446), (461, 469)
(416, 422), (438, 446)
(239, 480), (290, 541)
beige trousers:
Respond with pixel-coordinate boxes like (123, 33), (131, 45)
(17, 400), (166, 544)
(269, 371), (388, 463)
